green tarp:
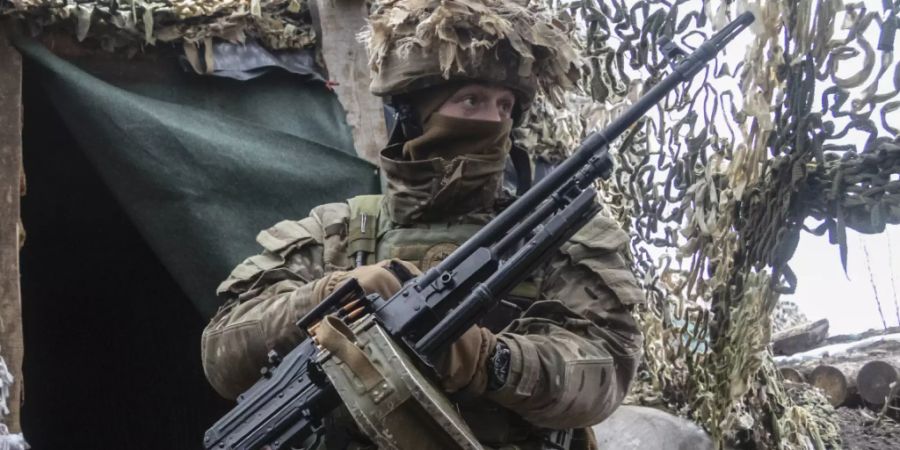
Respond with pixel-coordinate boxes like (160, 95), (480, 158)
(14, 38), (380, 318)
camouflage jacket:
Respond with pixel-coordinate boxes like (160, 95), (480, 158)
(202, 197), (645, 449)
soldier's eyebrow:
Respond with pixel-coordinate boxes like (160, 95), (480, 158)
(450, 85), (488, 99)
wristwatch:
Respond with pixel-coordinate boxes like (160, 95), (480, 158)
(486, 340), (511, 392)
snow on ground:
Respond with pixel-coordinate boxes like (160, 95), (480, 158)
(775, 333), (900, 366)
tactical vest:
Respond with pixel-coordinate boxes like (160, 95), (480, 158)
(343, 195), (540, 332)
(314, 196), (599, 450)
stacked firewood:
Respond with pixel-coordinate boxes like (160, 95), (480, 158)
(774, 320), (900, 417)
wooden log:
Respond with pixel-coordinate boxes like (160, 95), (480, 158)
(772, 318), (829, 356)
(809, 363), (863, 407)
(824, 326), (900, 346)
(858, 360), (900, 406)
(775, 332), (900, 372)
(779, 367), (806, 384)
(312, 0), (388, 164)
(0, 20), (25, 433)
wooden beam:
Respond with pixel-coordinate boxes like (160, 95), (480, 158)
(772, 318), (829, 356)
(313, 0), (387, 165)
(0, 21), (25, 433)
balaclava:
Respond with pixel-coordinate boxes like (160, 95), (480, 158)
(381, 85), (513, 224)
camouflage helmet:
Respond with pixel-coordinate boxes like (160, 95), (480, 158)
(361, 0), (584, 112)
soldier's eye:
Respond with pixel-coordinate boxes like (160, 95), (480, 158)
(461, 95), (479, 107)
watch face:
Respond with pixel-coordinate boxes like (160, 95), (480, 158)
(488, 342), (512, 391)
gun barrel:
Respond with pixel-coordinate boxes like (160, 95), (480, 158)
(678, 11), (754, 79)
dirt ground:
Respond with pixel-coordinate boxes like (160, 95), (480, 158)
(835, 407), (899, 450)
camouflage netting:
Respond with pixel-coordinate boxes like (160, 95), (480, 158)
(0, 0), (316, 52)
(519, 0), (900, 448)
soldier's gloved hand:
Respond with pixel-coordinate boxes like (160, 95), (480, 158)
(311, 259), (422, 303)
(434, 326), (498, 397)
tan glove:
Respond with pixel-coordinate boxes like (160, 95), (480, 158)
(313, 260), (495, 396)
(434, 326), (497, 397)
(311, 259), (422, 303)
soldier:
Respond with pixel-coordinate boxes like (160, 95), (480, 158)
(201, 0), (645, 448)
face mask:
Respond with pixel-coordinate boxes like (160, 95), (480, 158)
(381, 114), (513, 224)
(402, 114), (513, 161)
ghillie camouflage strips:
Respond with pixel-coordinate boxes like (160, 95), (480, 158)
(0, 0), (316, 52)
(513, 92), (585, 164)
(524, 0), (900, 448)
(360, 0), (584, 106)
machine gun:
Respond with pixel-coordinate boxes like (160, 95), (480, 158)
(203, 12), (755, 450)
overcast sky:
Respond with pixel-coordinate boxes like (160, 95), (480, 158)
(786, 225), (900, 335)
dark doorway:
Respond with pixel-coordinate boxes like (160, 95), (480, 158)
(19, 60), (231, 450)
